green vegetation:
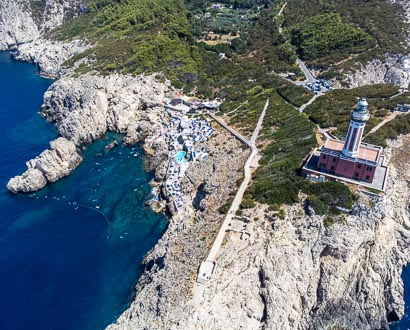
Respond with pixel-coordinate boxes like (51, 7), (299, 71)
(52, 0), (199, 82)
(323, 215), (335, 227)
(305, 84), (400, 137)
(219, 197), (234, 214)
(50, 0), (410, 215)
(276, 79), (312, 108)
(305, 182), (354, 215)
(283, 0), (408, 66)
(243, 92), (354, 211)
(194, 5), (260, 36)
(278, 209), (286, 220)
(241, 194), (256, 209)
(366, 113), (410, 147)
(288, 13), (372, 62)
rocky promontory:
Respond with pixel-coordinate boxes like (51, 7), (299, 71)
(7, 137), (81, 193)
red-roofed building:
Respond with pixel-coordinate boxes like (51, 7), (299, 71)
(304, 98), (386, 185)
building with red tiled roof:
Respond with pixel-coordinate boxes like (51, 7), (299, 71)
(302, 98), (389, 190)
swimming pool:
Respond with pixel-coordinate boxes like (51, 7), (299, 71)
(175, 151), (186, 164)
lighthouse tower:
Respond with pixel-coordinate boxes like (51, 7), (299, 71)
(342, 98), (370, 158)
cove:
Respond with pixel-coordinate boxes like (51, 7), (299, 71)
(0, 51), (167, 330)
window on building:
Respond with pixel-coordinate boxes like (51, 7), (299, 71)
(366, 175), (370, 180)
(330, 166), (335, 171)
(355, 172), (359, 177)
(358, 164), (362, 169)
(323, 155), (327, 159)
(332, 157), (337, 162)
(320, 163), (325, 168)
(367, 166), (372, 171)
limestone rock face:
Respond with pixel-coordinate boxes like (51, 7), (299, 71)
(26, 137), (82, 182)
(338, 55), (410, 89)
(0, 0), (84, 50)
(41, 74), (170, 145)
(12, 39), (89, 77)
(7, 137), (81, 193)
(7, 168), (47, 194)
(0, 0), (39, 50)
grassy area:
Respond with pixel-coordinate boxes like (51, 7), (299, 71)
(365, 113), (410, 147)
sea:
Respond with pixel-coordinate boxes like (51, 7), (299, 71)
(0, 51), (167, 330)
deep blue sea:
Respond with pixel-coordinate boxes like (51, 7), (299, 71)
(392, 266), (410, 330)
(0, 51), (167, 330)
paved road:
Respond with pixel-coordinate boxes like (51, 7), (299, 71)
(299, 94), (320, 113)
(277, 1), (287, 16)
(390, 89), (408, 99)
(364, 112), (403, 138)
(207, 98), (268, 262)
(250, 99), (269, 144)
(297, 58), (316, 84)
(277, 2), (287, 34)
(197, 98), (269, 282)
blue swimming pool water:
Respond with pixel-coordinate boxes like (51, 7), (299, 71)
(0, 51), (167, 330)
(175, 150), (186, 164)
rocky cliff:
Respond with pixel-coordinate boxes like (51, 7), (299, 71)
(0, 0), (87, 77)
(7, 137), (82, 193)
(0, 0), (83, 50)
(7, 73), (171, 193)
(12, 38), (89, 77)
(107, 135), (410, 330)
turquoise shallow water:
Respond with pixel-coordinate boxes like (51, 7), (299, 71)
(0, 51), (167, 330)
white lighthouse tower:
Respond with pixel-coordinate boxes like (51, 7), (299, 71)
(342, 98), (370, 158)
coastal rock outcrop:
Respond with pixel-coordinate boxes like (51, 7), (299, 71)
(7, 169), (47, 194)
(7, 137), (81, 193)
(41, 74), (170, 144)
(0, 0), (84, 50)
(338, 55), (410, 89)
(12, 39), (89, 77)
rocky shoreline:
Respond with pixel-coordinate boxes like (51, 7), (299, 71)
(7, 73), (172, 193)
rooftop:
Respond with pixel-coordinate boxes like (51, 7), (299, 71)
(323, 139), (380, 163)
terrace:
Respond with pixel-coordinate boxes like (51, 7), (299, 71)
(147, 107), (216, 212)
